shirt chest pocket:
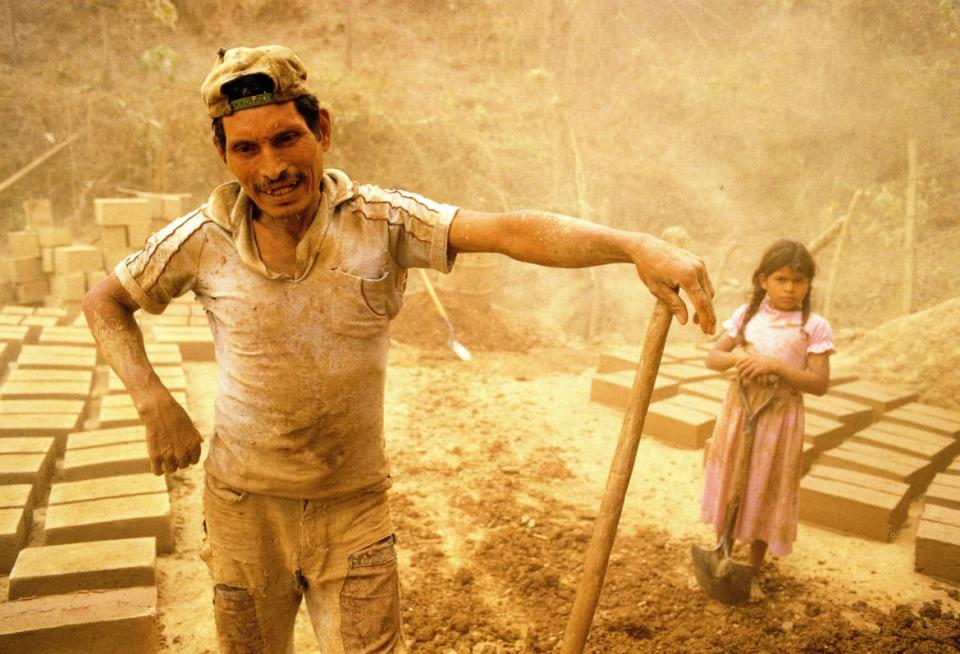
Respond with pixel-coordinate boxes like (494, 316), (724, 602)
(326, 268), (405, 338)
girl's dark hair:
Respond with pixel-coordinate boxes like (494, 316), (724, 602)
(736, 239), (817, 344)
(211, 94), (323, 152)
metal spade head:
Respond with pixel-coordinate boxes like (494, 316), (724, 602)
(450, 338), (472, 361)
(690, 542), (752, 606)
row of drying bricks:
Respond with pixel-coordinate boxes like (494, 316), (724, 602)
(590, 343), (960, 585)
(0, 301), (213, 654)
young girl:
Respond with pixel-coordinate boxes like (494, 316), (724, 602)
(700, 239), (835, 592)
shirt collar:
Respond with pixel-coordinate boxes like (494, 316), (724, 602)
(205, 169), (357, 280)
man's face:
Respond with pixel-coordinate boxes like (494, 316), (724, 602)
(218, 101), (330, 221)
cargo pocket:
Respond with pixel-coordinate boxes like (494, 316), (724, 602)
(340, 534), (402, 653)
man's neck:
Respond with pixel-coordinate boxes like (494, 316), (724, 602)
(254, 199), (320, 243)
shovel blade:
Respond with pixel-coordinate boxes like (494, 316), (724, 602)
(450, 339), (472, 361)
(690, 543), (752, 605)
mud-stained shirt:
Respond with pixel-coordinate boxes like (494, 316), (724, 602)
(115, 169), (459, 499)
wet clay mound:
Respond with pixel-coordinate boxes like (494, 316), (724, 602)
(391, 291), (556, 353)
(835, 297), (960, 410)
(393, 484), (960, 653)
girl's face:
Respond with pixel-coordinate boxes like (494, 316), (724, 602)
(760, 265), (810, 311)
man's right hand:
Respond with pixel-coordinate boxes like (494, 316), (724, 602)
(140, 393), (203, 475)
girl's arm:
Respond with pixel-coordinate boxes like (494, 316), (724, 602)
(736, 351), (831, 396)
(705, 333), (746, 371)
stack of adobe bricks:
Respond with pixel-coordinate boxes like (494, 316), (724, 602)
(589, 344), (960, 584)
(94, 191), (188, 271)
(0, 192), (190, 316)
(0, 300), (195, 653)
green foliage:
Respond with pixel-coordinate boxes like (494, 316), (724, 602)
(139, 44), (179, 76)
(144, 0), (177, 29)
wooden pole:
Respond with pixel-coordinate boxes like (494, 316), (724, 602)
(902, 139), (917, 315)
(0, 134), (82, 196)
(822, 188), (862, 318)
(560, 302), (672, 654)
(807, 214), (846, 257)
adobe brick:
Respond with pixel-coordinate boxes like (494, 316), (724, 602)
(925, 482), (960, 511)
(922, 503), (960, 528)
(0, 398), (87, 416)
(6, 230), (40, 258)
(16, 344), (97, 370)
(35, 225), (72, 247)
(670, 393), (723, 417)
(48, 273), (87, 301)
(643, 400), (715, 449)
(915, 519), (960, 584)
(99, 225), (129, 251)
(803, 413), (850, 451)
(8, 537), (156, 599)
(22, 198), (53, 225)
(829, 380), (918, 412)
(15, 279), (49, 304)
(37, 325), (97, 347)
(897, 401), (960, 425)
(882, 407), (960, 438)
(850, 427), (948, 466)
(49, 473), (168, 506)
(20, 315), (59, 327)
(819, 444), (930, 491)
(806, 464), (911, 524)
(0, 415), (80, 457)
(870, 420), (959, 461)
(805, 395), (875, 431)
(43, 493), (174, 553)
(94, 197), (152, 227)
(677, 378), (729, 403)
(657, 362), (720, 383)
(799, 475), (902, 541)
(67, 425), (145, 450)
(0, 507), (28, 573)
(52, 245), (103, 274)
(589, 370), (677, 410)
(61, 441), (152, 481)
(0, 585), (157, 654)
(2, 256), (45, 283)
(0, 451), (54, 505)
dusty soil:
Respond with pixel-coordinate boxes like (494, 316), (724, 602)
(156, 296), (960, 654)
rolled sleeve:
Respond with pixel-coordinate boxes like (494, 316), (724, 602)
(114, 257), (167, 314)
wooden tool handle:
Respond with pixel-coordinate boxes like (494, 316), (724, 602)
(417, 268), (450, 322)
(560, 301), (673, 654)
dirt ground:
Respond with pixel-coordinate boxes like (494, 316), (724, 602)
(154, 294), (960, 654)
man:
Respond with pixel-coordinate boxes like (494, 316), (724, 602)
(83, 45), (715, 654)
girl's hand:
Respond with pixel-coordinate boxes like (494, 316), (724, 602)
(735, 352), (783, 381)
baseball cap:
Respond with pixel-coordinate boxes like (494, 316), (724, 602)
(201, 45), (313, 118)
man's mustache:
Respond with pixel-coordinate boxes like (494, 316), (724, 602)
(255, 171), (306, 193)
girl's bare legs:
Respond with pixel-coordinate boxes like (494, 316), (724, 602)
(749, 541), (768, 601)
(749, 540), (768, 568)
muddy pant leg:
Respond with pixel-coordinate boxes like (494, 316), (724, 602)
(302, 492), (407, 654)
(202, 476), (303, 654)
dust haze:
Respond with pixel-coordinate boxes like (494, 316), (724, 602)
(3, 1), (957, 332)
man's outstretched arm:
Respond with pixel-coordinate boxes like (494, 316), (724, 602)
(448, 209), (716, 334)
(82, 275), (203, 474)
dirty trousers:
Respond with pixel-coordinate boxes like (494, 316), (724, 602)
(201, 474), (407, 654)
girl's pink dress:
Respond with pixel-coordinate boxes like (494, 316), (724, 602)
(700, 299), (834, 557)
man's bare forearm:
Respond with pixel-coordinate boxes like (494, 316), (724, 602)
(83, 276), (169, 412)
